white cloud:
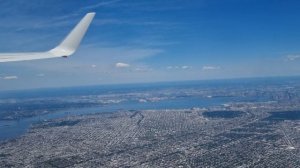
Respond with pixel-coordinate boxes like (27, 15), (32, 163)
(181, 65), (191, 70)
(115, 62), (130, 68)
(166, 65), (191, 70)
(82, 0), (121, 10)
(202, 66), (220, 71)
(286, 55), (300, 61)
(91, 64), (97, 68)
(134, 66), (152, 72)
(3, 76), (18, 80)
(36, 73), (45, 77)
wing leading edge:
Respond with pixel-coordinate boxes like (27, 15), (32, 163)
(0, 12), (95, 63)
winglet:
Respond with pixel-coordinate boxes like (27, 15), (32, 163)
(49, 12), (96, 57)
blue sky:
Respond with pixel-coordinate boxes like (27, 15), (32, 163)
(1, 0), (300, 90)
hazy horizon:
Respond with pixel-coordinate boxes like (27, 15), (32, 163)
(1, 75), (300, 93)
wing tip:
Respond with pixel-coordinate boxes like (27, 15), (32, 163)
(87, 12), (96, 16)
(50, 12), (95, 57)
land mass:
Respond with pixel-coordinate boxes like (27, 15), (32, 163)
(1, 103), (300, 167)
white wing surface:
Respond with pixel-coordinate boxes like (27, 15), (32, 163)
(0, 12), (95, 63)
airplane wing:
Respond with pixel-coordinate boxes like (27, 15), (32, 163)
(0, 12), (95, 63)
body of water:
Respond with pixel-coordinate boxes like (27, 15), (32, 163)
(0, 96), (241, 141)
(1, 77), (291, 141)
